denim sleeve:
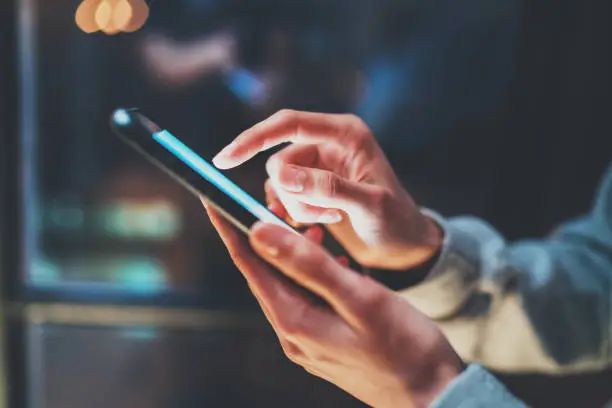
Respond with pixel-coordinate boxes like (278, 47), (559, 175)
(430, 365), (527, 408)
(400, 164), (612, 373)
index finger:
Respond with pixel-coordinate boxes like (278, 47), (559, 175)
(204, 201), (336, 337)
(249, 222), (384, 329)
(212, 110), (353, 169)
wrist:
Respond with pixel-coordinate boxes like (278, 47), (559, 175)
(412, 354), (465, 408)
(407, 214), (444, 268)
(366, 214), (443, 290)
(393, 211), (444, 270)
(412, 364), (463, 408)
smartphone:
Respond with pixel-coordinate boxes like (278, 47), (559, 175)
(109, 108), (361, 271)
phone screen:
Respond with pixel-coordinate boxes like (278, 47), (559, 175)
(152, 129), (291, 231)
(111, 108), (360, 272)
(111, 108), (297, 235)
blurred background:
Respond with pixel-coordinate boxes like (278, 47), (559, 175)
(0, 0), (611, 407)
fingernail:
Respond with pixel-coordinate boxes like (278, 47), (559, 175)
(263, 245), (279, 257)
(251, 222), (283, 256)
(304, 225), (323, 243)
(212, 142), (238, 168)
(220, 141), (239, 155)
(281, 166), (307, 192)
(212, 155), (234, 169)
(318, 211), (342, 224)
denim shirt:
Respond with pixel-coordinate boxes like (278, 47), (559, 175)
(400, 164), (612, 407)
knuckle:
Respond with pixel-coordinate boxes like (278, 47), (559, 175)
(350, 131), (372, 156)
(357, 281), (389, 312)
(369, 187), (394, 216)
(280, 340), (304, 364)
(303, 366), (319, 376)
(277, 316), (305, 340)
(344, 113), (368, 130)
(318, 173), (341, 198)
(339, 115), (375, 160)
(285, 350), (301, 365)
(274, 109), (298, 123)
(345, 115), (371, 142)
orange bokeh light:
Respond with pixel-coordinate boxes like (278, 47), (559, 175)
(75, 0), (102, 33)
(113, 0), (134, 32)
(95, 0), (118, 34)
(122, 0), (150, 33)
(76, 0), (149, 34)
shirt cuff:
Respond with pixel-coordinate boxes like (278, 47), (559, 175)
(399, 209), (481, 319)
(430, 365), (527, 408)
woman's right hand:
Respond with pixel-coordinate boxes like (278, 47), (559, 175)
(213, 110), (442, 271)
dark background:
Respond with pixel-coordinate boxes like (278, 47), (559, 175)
(1, 0), (611, 407)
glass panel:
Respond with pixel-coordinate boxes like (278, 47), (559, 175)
(29, 323), (364, 408)
(23, 0), (519, 296)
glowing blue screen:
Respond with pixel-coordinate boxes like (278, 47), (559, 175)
(153, 130), (293, 231)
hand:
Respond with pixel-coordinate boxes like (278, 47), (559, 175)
(204, 204), (463, 408)
(265, 181), (352, 268)
(212, 110), (442, 271)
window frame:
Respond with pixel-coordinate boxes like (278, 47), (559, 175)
(0, 2), (264, 406)
(1, 0), (256, 309)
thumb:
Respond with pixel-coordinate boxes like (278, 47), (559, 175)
(272, 164), (385, 216)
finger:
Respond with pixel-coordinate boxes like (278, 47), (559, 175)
(265, 143), (345, 182)
(336, 255), (350, 267)
(265, 147), (344, 224)
(205, 204), (337, 337)
(265, 179), (289, 220)
(213, 110), (362, 169)
(268, 200), (287, 219)
(273, 164), (384, 216)
(204, 200), (334, 336)
(302, 225), (324, 244)
(203, 202), (286, 328)
(266, 144), (321, 175)
(266, 180), (307, 227)
(264, 178), (279, 206)
(274, 184), (342, 225)
(204, 202), (277, 297)
(250, 222), (381, 327)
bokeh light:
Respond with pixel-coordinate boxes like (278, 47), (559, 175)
(75, 0), (101, 33)
(122, 0), (150, 33)
(113, 0), (134, 32)
(75, 0), (149, 34)
(95, 0), (117, 34)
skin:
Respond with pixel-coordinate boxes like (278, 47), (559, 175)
(204, 203), (463, 408)
(206, 110), (464, 407)
(212, 109), (442, 271)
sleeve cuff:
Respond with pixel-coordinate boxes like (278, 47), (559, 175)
(399, 209), (481, 319)
(430, 365), (527, 408)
